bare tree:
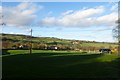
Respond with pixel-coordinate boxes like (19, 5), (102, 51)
(113, 18), (120, 54)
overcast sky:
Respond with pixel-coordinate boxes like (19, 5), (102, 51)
(0, 2), (118, 42)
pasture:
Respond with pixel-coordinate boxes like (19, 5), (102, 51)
(2, 50), (120, 79)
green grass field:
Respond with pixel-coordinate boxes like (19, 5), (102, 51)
(2, 50), (120, 79)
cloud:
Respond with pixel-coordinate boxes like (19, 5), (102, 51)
(0, 6), (2, 13)
(0, 6), (2, 25)
(40, 5), (117, 28)
(8, 32), (24, 35)
(62, 10), (74, 16)
(96, 12), (118, 26)
(2, 2), (43, 27)
(48, 11), (53, 15)
(111, 4), (118, 11)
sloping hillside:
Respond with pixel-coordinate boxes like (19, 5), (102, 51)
(1, 33), (118, 50)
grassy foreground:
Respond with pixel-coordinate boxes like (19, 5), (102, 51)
(2, 50), (120, 79)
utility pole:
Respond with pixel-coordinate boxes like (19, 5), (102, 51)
(30, 29), (32, 54)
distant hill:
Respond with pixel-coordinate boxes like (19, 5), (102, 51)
(1, 33), (118, 50)
(0, 33), (117, 43)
